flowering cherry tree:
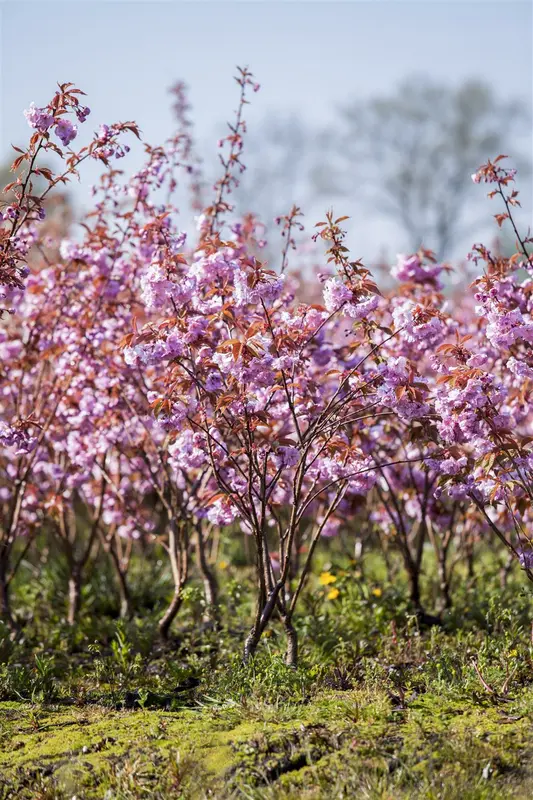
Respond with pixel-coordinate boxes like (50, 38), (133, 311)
(428, 158), (533, 579)
(127, 165), (447, 664)
(0, 86), (142, 626)
(1, 68), (532, 664)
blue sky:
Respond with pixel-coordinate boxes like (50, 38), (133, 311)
(1, 0), (532, 260)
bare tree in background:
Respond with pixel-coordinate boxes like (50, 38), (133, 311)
(316, 77), (531, 258)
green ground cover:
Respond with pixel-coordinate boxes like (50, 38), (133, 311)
(2, 550), (533, 798)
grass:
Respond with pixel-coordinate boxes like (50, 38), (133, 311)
(2, 545), (533, 798)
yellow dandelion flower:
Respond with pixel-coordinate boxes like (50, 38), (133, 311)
(319, 571), (336, 586)
(509, 649), (518, 658)
(372, 587), (382, 598)
(218, 560), (228, 570)
(327, 588), (340, 601)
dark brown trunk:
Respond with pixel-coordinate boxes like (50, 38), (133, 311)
(499, 550), (515, 590)
(466, 542), (476, 580)
(158, 589), (183, 640)
(289, 530), (301, 584)
(407, 562), (422, 610)
(243, 583), (282, 663)
(107, 542), (132, 619)
(0, 564), (15, 632)
(196, 527), (218, 623)
(406, 564), (441, 627)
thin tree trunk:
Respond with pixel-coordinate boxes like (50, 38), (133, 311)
(243, 587), (265, 663)
(407, 560), (422, 610)
(499, 550), (515, 590)
(282, 614), (298, 668)
(158, 516), (188, 640)
(354, 534), (364, 564)
(117, 564), (132, 620)
(108, 540), (132, 619)
(406, 562), (441, 626)
(159, 589), (183, 640)
(67, 568), (82, 626)
(380, 539), (396, 584)
(466, 540), (476, 581)
(243, 625), (260, 663)
(426, 518), (453, 612)
(289, 530), (301, 584)
(0, 559), (15, 632)
(438, 554), (452, 610)
(243, 584), (281, 663)
(209, 524), (221, 564)
(196, 526), (218, 623)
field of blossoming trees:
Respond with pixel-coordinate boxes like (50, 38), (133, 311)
(1, 71), (533, 799)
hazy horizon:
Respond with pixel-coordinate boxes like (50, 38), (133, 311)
(1, 0), (532, 262)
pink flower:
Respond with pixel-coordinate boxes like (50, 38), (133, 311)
(345, 294), (379, 320)
(76, 106), (91, 123)
(23, 103), (54, 132)
(323, 278), (352, 312)
(392, 254), (443, 287)
(206, 496), (239, 527)
(55, 119), (78, 146)
(272, 446), (300, 469)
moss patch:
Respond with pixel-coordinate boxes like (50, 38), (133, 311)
(3, 687), (533, 798)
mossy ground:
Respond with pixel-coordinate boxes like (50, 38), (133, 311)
(3, 687), (533, 798)
(2, 547), (533, 797)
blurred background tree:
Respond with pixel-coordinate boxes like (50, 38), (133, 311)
(6, 75), (528, 273)
(233, 114), (311, 223)
(313, 76), (531, 259)
(211, 76), (530, 266)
